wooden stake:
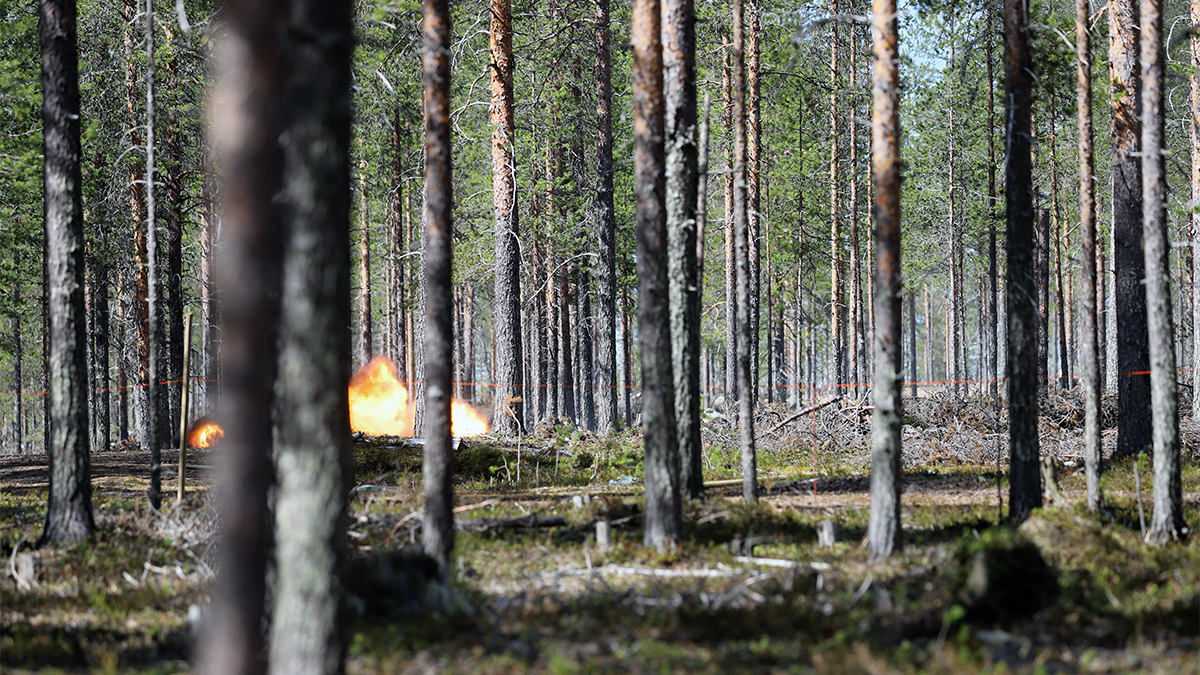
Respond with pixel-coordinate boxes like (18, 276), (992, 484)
(177, 312), (192, 505)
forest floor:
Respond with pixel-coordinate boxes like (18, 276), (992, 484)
(3, 390), (1200, 674)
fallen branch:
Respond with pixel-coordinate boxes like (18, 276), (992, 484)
(456, 514), (566, 532)
(594, 565), (739, 578)
(767, 396), (844, 435)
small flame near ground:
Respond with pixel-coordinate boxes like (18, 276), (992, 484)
(186, 356), (490, 443)
(187, 417), (225, 448)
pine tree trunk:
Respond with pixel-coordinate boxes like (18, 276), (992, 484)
(490, 0), (523, 435)
(357, 159), (372, 365)
(464, 283), (475, 402)
(663, 0), (702, 499)
(732, 0), (757, 503)
(868, 0), (902, 558)
(40, 0), (93, 544)
(1037, 208), (1050, 393)
(269, 0), (354, 667)
(1191, 0), (1200, 416)
(633, 0), (682, 548)
(421, 0), (456, 567)
(200, 177), (216, 412)
(1050, 102), (1069, 391)
(696, 96), (711, 415)
(578, 267), (596, 429)
(94, 265), (110, 453)
(593, 0), (618, 433)
(908, 291), (917, 396)
(829, 0), (846, 392)
(622, 300), (632, 426)
(1140, 0), (1187, 543)
(747, 0), (762, 398)
(166, 100), (184, 448)
(1005, 0), (1042, 520)
(849, 19), (861, 398)
(123, 0), (151, 459)
(987, 0), (999, 400)
(1077, 0), (1101, 511)
(558, 268), (575, 423)
(722, 35), (737, 409)
(199, 0), (287, 668)
(144, 0), (162, 510)
(1111, 0), (1152, 459)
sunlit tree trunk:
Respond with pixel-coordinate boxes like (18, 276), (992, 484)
(732, 0), (756, 503)
(1140, 0), (1187, 543)
(40, 0), (93, 544)
(1191, 0), (1200, 417)
(594, 0), (618, 433)
(987, 0), (999, 400)
(868, 0), (902, 559)
(829, 0), (846, 392)
(663, 0), (702, 500)
(723, 34), (737, 409)
(849, 18), (861, 399)
(269, 0), (354, 668)
(633, 0), (682, 548)
(747, 0), (761, 396)
(357, 155), (372, 365)
(144, 0), (163, 509)
(1076, 0), (1101, 511)
(490, 0), (523, 436)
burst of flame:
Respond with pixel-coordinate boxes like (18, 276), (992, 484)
(450, 398), (490, 437)
(187, 418), (225, 448)
(181, 356), (489, 444)
(349, 356), (489, 437)
(348, 357), (415, 437)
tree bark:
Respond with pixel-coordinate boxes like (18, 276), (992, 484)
(849, 18), (861, 398)
(663, 0), (702, 500)
(40, 0), (93, 544)
(722, 34), (737, 409)
(357, 155), (373, 365)
(1191, 0), (1200, 416)
(421, 0), (456, 569)
(868, 0), (902, 558)
(198, 0), (287, 668)
(94, 264), (110, 453)
(829, 0), (846, 392)
(1037, 208), (1050, 393)
(1140, 0), (1187, 543)
(732, 0), (757, 503)
(747, 0), (762, 397)
(490, 0), (523, 436)
(269, 0), (354, 668)
(1111, 0), (1152, 460)
(144, 0), (164, 509)
(558, 268), (575, 423)
(1076, 0), (1101, 511)
(1005, 0), (1041, 521)
(987, 0), (999, 400)
(633, 0), (682, 548)
(593, 0), (618, 433)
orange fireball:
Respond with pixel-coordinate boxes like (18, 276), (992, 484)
(348, 357), (415, 436)
(349, 356), (489, 437)
(180, 356), (489, 444)
(187, 417), (225, 448)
